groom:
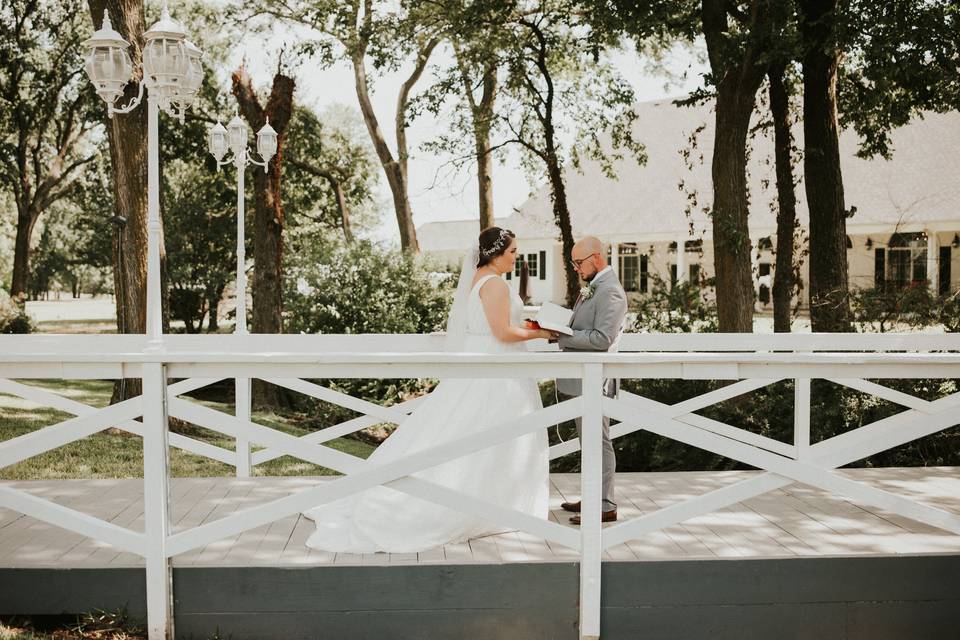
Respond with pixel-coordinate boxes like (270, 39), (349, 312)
(556, 236), (627, 524)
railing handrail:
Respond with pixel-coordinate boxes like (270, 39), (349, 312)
(3, 331), (960, 357)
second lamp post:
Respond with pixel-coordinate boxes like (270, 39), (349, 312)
(207, 113), (277, 334)
(207, 113), (277, 478)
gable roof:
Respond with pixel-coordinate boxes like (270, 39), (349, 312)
(509, 99), (960, 241)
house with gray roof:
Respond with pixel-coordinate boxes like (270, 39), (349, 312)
(418, 99), (960, 307)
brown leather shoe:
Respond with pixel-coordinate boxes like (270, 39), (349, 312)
(569, 509), (617, 525)
(561, 500), (581, 513)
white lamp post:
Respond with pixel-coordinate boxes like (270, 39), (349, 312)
(207, 113), (277, 477)
(82, 2), (204, 349)
(207, 113), (278, 334)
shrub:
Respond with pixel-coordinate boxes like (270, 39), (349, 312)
(283, 237), (456, 413)
(630, 274), (718, 333)
(850, 284), (936, 332)
(0, 288), (33, 334)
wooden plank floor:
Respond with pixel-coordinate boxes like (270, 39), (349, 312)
(1, 468), (958, 568)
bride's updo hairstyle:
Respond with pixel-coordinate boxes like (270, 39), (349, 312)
(477, 226), (516, 267)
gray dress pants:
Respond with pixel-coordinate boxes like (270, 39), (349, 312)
(559, 380), (617, 510)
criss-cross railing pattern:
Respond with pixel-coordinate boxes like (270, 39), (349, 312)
(1, 333), (960, 640)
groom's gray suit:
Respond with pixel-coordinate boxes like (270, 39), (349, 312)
(556, 267), (627, 510)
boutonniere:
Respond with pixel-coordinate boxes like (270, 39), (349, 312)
(580, 284), (595, 300)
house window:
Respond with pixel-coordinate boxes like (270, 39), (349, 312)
(618, 243), (639, 292)
(514, 257), (523, 277)
(526, 253), (538, 277)
(886, 232), (927, 289)
(689, 263), (700, 285)
(539, 250), (546, 280)
(670, 264), (677, 288)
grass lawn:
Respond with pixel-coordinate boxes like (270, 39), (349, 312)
(0, 379), (374, 481)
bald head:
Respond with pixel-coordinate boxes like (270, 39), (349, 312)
(571, 236), (607, 279)
(572, 236), (603, 258)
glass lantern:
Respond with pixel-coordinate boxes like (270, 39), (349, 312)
(177, 40), (204, 106)
(208, 121), (229, 163)
(81, 11), (132, 107)
(142, 5), (188, 100)
(257, 118), (278, 163)
(226, 114), (248, 156)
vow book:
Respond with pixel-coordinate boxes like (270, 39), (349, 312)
(534, 302), (574, 335)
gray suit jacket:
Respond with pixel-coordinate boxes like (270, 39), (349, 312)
(556, 268), (628, 396)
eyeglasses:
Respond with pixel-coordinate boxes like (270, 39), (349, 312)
(570, 253), (598, 269)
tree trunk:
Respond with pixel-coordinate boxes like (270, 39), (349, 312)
(453, 45), (497, 230)
(331, 178), (354, 243)
(349, 29), (436, 252)
(207, 289), (220, 332)
(710, 82), (759, 332)
(769, 65), (798, 333)
(350, 49), (418, 251)
(544, 131), (579, 308)
(88, 0), (149, 405)
(232, 66), (295, 407)
(701, 0), (784, 333)
(800, 0), (851, 332)
(473, 62), (497, 230)
(10, 211), (37, 301)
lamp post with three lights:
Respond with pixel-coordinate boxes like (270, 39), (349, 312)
(81, 4), (203, 637)
(81, 2), (203, 350)
(206, 114), (277, 476)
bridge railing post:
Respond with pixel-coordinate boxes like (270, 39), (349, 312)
(579, 362), (604, 639)
(143, 362), (174, 639)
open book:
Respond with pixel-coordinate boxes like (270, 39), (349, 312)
(530, 301), (574, 335)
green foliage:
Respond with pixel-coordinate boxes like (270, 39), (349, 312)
(840, 0), (960, 159)
(284, 237), (454, 336)
(283, 236), (455, 407)
(630, 274), (718, 333)
(937, 292), (960, 333)
(850, 284), (937, 332)
(284, 104), (381, 236)
(0, 287), (32, 334)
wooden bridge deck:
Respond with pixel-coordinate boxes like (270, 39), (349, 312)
(2, 467), (959, 568)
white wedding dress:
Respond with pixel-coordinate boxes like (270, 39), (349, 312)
(303, 274), (549, 553)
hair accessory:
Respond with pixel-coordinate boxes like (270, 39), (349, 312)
(481, 228), (511, 257)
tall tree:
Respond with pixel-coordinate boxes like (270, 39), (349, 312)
(454, 43), (498, 230)
(701, 0), (789, 332)
(257, 0), (441, 251)
(767, 63), (801, 333)
(799, 0), (851, 332)
(412, 0), (515, 232)
(495, 2), (644, 306)
(0, 0), (98, 300)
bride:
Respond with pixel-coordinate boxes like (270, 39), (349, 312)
(304, 227), (555, 553)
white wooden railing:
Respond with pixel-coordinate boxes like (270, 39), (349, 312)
(3, 333), (960, 640)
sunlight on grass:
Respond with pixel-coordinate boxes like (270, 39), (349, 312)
(0, 380), (375, 481)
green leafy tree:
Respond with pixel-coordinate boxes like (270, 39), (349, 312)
(285, 104), (381, 244)
(255, 0), (443, 252)
(0, 0), (100, 300)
